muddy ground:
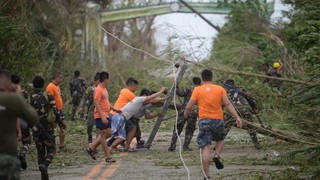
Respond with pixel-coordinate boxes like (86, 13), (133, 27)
(20, 126), (293, 180)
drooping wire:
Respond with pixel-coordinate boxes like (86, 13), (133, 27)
(97, 24), (174, 65)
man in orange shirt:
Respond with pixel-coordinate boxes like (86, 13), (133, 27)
(86, 71), (121, 163)
(184, 69), (243, 179)
(46, 72), (66, 151)
(107, 78), (138, 147)
(112, 77), (138, 111)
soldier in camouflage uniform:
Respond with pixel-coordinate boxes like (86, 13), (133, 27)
(17, 90), (33, 170)
(0, 69), (39, 180)
(70, 70), (86, 120)
(10, 74), (33, 170)
(263, 61), (284, 90)
(78, 72), (100, 143)
(30, 76), (64, 180)
(223, 79), (260, 149)
(168, 77), (201, 151)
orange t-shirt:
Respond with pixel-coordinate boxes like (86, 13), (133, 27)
(46, 82), (63, 110)
(111, 88), (135, 114)
(93, 84), (110, 119)
(190, 83), (227, 120)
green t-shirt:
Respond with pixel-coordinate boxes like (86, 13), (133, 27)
(0, 93), (39, 156)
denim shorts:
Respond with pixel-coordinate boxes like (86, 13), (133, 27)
(95, 118), (111, 130)
(111, 114), (126, 140)
(197, 119), (225, 148)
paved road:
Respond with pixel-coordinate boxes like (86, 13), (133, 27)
(20, 130), (283, 180)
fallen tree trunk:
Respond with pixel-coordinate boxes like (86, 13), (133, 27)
(243, 119), (319, 145)
(183, 60), (316, 85)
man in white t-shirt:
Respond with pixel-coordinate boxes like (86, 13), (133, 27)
(110, 87), (167, 151)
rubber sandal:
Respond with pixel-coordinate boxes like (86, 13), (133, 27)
(105, 157), (116, 163)
(86, 147), (96, 160)
(213, 154), (224, 169)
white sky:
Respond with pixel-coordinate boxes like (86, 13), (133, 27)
(153, 0), (291, 61)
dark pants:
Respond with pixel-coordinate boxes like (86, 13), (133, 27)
(130, 118), (142, 141)
(32, 121), (56, 168)
(18, 127), (32, 158)
(71, 93), (83, 120)
(224, 108), (259, 146)
(169, 111), (197, 148)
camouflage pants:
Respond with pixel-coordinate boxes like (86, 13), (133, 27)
(0, 154), (20, 180)
(71, 93), (83, 120)
(32, 122), (56, 168)
(224, 108), (259, 145)
(18, 127), (31, 158)
(169, 111), (197, 148)
(86, 109), (96, 143)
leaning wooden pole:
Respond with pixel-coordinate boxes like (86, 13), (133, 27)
(144, 64), (188, 149)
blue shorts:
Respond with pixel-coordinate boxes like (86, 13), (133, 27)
(197, 119), (225, 148)
(95, 118), (111, 130)
(111, 114), (126, 140)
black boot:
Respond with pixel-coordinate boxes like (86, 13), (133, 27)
(183, 146), (192, 151)
(168, 143), (176, 151)
(39, 164), (49, 180)
(18, 154), (27, 170)
(183, 135), (193, 151)
(168, 131), (178, 151)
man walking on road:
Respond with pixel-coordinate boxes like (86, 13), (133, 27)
(87, 71), (121, 163)
(168, 76), (201, 151)
(223, 79), (261, 149)
(46, 72), (67, 151)
(184, 69), (243, 179)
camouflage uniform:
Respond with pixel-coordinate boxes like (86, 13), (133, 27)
(168, 85), (198, 151)
(0, 154), (20, 180)
(29, 89), (63, 179)
(79, 85), (96, 143)
(265, 68), (283, 90)
(70, 77), (86, 120)
(224, 86), (260, 149)
(18, 90), (32, 170)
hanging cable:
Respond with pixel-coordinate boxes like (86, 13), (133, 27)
(97, 23), (191, 180)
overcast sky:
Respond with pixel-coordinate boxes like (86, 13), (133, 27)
(153, 0), (291, 61)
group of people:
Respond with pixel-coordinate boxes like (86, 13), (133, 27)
(83, 72), (168, 163)
(0, 69), (57, 180)
(0, 64), (277, 179)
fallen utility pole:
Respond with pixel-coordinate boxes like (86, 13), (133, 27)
(179, 0), (221, 32)
(143, 63), (188, 149)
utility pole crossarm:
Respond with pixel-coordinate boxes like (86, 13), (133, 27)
(144, 64), (188, 149)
